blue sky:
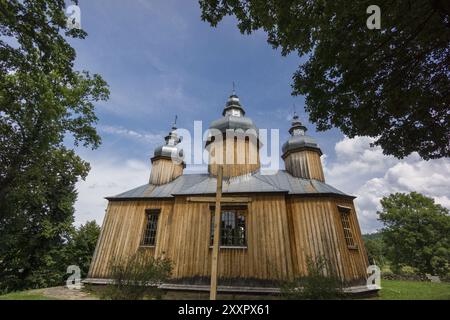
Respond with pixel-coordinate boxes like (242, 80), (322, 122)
(70, 0), (450, 233)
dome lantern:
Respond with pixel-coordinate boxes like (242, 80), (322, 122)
(149, 117), (185, 185)
(282, 113), (325, 181)
(222, 93), (246, 117)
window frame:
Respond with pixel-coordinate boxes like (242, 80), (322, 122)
(209, 205), (248, 249)
(140, 208), (161, 247)
(338, 205), (358, 250)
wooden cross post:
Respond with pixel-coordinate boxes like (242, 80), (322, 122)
(210, 165), (223, 300)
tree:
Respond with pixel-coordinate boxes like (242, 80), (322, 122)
(66, 221), (101, 279)
(378, 192), (450, 276)
(364, 236), (386, 267)
(0, 147), (86, 292)
(199, 0), (450, 159)
(0, 0), (109, 292)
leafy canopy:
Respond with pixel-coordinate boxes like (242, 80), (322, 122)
(66, 220), (101, 279)
(0, 0), (108, 292)
(199, 0), (450, 159)
(378, 192), (450, 276)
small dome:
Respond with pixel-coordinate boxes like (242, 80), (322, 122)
(153, 144), (184, 160)
(152, 121), (184, 164)
(282, 113), (322, 156)
(222, 93), (246, 117)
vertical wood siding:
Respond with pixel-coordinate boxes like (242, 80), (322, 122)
(286, 197), (368, 282)
(208, 137), (260, 178)
(284, 151), (325, 182)
(88, 195), (368, 284)
(149, 158), (184, 185)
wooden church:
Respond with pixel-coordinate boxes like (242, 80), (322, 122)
(86, 92), (371, 292)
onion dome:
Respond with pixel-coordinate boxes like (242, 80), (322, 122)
(152, 119), (184, 164)
(282, 113), (322, 157)
(207, 92), (258, 146)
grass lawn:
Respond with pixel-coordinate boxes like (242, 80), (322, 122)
(0, 289), (57, 300)
(377, 280), (450, 300)
(1, 280), (448, 300)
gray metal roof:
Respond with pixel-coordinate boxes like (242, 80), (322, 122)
(209, 116), (258, 134)
(107, 170), (352, 200)
(281, 134), (322, 155)
(282, 113), (322, 156)
(152, 125), (184, 162)
(223, 94), (246, 116)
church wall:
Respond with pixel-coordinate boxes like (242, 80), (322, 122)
(161, 194), (294, 282)
(88, 194), (368, 285)
(286, 196), (369, 284)
(87, 199), (174, 278)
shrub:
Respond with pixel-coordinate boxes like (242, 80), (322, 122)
(281, 256), (345, 300)
(101, 253), (172, 300)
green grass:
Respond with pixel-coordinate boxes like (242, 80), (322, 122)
(1, 280), (449, 300)
(0, 289), (57, 300)
(377, 280), (450, 300)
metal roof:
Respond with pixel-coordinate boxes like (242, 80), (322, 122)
(106, 170), (352, 200)
(152, 124), (184, 162)
(282, 113), (322, 156)
(209, 116), (258, 134)
(281, 134), (322, 155)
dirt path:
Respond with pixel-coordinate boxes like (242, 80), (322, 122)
(41, 286), (98, 300)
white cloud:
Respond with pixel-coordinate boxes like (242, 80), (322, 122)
(74, 155), (149, 226)
(325, 136), (450, 234)
(98, 125), (164, 145)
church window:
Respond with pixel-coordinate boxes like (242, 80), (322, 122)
(141, 209), (160, 246)
(338, 206), (357, 249)
(210, 207), (247, 247)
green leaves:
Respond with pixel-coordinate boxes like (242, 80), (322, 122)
(103, 253), (173, 300)
(281, 255), (345, 300)
(0, 0), (108, 292)
(65, 221), (101, 279)
(199, 0), (450, 159)
(378, 192), (450, 276)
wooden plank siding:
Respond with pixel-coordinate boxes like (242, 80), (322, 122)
(149, 158), (184, 185)
(208, 137), (260, 178)
(88, 194), (368, 285)
(286, 197), (369, 283)
(283, 151), (325, 182)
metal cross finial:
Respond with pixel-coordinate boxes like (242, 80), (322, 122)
(232, 81), (236, 95)
(293, 104), (298, 118)
(172, 115), (178, 129)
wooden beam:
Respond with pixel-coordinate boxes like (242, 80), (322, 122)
(187, 196), (252, 203)
(210, 165), (223, 300)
